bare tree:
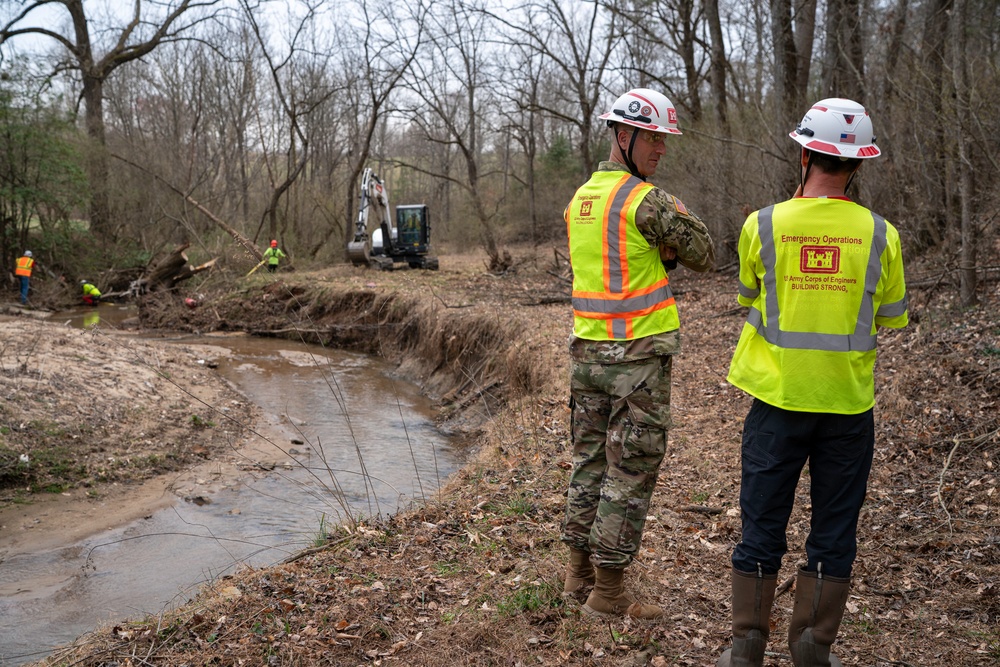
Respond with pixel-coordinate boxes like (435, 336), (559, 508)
(336, 0), (424, 261)
(704, 0), (728, 130)
(949, 0), (976, 306)
(239, 0), (345, 250)
(0, 0), (223, 237)
(821, 0), (865, 100)
(770, 0), (798, 124)
(490, 0), (620, 178)
(613, 0), (708, 123)
(399, 0), (511, 269)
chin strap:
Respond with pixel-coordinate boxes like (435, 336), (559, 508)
(800, 152), (813, 194)
(845, 168), (858, 196)
(616, 127), (645, 181)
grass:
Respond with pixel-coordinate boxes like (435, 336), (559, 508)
(496, 580), (562, 617)
(189, 414), (215, 428)
(433, 561), (460, 575)
(312, 513), (330, 547)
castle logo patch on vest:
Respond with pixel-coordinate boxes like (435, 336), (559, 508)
(800, 245), (840, 274)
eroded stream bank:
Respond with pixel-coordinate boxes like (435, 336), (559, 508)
(3, 268), (563, 667)
(1, 316), (461, 666)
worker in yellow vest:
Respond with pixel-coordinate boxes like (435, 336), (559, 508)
(81, 280), (102, 306)
(561, 88), (715, 620)
(717, 99), (908, 667)
(15, 250), (34, 304)
(263, 240), (286, 273)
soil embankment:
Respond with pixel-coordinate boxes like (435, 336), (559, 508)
(5, 248), (999, 666)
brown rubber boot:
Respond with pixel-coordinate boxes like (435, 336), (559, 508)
(582, 566), (663, 620)
(717, 567), (778, 666)
(562, 548), (595, 601)
(788, 566), (850, 667)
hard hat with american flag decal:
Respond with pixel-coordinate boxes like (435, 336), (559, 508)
(789, 98), (880, 159)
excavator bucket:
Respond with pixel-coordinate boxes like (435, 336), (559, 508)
(347, 237), (371, 265)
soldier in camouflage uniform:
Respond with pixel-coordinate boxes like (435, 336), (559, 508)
(562, 88), (715, 620)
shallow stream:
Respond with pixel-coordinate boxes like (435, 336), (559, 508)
(0, 305), (461, 666)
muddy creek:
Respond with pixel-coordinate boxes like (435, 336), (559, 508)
(0, 305), (461, 666)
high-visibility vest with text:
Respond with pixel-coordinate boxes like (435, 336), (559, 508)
(566, 171), (679, 341)
(727, 197), (908, 414)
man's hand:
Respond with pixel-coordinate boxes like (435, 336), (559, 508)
(660, 245), (677, 270)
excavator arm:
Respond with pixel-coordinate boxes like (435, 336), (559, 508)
(347, 168), (393, 266)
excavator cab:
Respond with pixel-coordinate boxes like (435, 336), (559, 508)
(396, 205), (430, 255)
(348, 169), (438, 270)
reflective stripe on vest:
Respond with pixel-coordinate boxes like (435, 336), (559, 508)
(747, 205), (888, 353)
(15, 257), (34, 276)
(570, 174), (676, 340)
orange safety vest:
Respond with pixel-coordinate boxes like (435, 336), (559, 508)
(565, 171), (679, 340)
(15, 256), (34, 277)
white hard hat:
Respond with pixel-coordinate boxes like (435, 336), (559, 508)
(24, 250), (32, 257)
(789, 98), (880, 159)
(599, 88), (682, 135)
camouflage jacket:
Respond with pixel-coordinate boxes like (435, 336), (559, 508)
(569, 161), (715, 364)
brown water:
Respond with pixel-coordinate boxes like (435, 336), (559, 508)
(0, 305), (461, 665)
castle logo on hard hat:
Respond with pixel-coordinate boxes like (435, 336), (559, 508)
(800, 245), (840, 274)
(668, 109), (678, 124)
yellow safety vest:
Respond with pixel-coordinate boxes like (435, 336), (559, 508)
(15, 256), (34, 277)
(727, 198), (908, 414)
(566, 171), (679, 340)
(83, 283), (101, 298)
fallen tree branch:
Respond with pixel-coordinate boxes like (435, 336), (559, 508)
(675, 504), (723, 515)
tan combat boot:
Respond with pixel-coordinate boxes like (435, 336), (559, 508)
(582, 566), (663, 620)
(563, 548), (595, 601)
(788, 566), (850, 667)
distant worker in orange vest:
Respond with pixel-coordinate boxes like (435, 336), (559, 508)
(263, 240), (286, 273)
(15, 250), (34, 304)
(561, 88), (715, 620)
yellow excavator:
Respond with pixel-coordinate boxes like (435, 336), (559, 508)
(347, 168), (439, 270)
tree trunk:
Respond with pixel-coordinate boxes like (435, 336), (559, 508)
(704, 0), (729, 131)
(769, 0), (799, 124)
(882, 0), (910, 98)
(950, 0), (977, 306)
(140, 244), (216, 292)
(793, 0), (818, 113)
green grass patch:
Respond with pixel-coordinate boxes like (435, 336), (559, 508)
(433, 561), (460, 576)
(496, 579), (562, 616)
(189, 415), (215, 429)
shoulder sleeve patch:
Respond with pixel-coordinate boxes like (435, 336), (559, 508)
(672, 195), (688, 215)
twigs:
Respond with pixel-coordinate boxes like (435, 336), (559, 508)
(936, 426), (1000, 536)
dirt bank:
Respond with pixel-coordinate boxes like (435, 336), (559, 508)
(0, 316), (270, 557)
(9, 247), (1000, 666)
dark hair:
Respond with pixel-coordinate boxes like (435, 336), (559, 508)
(809, 151), (861, 174)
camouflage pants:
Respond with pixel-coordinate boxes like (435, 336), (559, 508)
(561, 355), (672, 569)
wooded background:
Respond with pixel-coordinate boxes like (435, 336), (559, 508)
(1, 0), (997, 304)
